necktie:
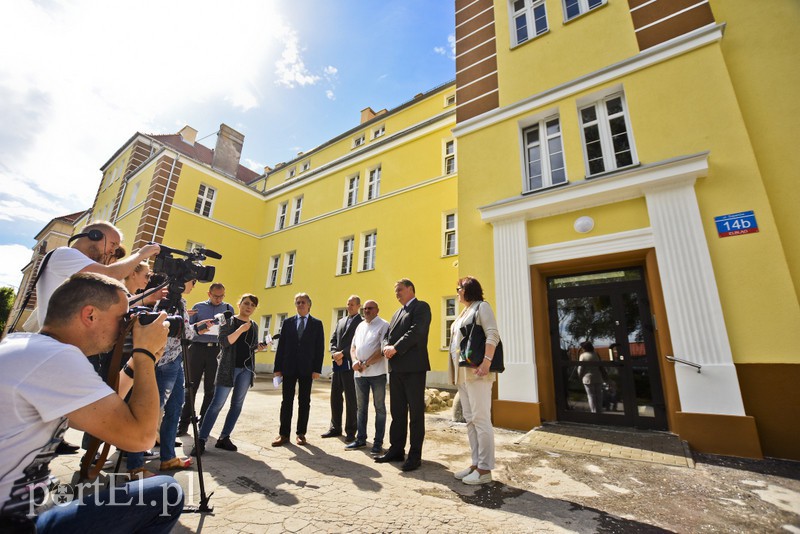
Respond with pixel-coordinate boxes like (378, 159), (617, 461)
(298, 316), (305, 337)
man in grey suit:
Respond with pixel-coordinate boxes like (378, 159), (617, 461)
(375, 279), (431, 472)
(323, 295), (363, 441)
(272, 293), (325, 446)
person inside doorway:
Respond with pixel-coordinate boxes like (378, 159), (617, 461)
(577, 341), (604, 413)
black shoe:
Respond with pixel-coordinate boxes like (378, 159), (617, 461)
(176, 426), (189, 437)
(374, 450), (405, 463)
(190, 440), (205, 457)
(401, 458), (422, 472)
(55, 441), (79, 455)
(344, 434), (356, 442)
(321, 429), (342, 438)
(215, 436), (237, 451)
(345, 440), (367, 450)
(370, 444), (383, 455)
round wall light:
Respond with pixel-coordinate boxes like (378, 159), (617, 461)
(574, 216), (595, 234)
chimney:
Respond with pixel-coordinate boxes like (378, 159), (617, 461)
(212, 124), (244, 178)
(178, 125), (198, 145)
(361, 107), (377, 124)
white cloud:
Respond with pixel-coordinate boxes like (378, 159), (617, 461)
(0, 244), (34, 290)
(435, 34), (456, 59)
(326, 90), (335, 101)
(274, 26), (321, 88)
(324, 66), (338, 76)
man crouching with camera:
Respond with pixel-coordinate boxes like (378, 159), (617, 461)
(0, 273), (183, 532)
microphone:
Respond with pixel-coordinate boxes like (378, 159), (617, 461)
(213, 310), (234, 325)
(198, 247), (222, 260)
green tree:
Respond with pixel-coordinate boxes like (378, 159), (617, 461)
(0, 286), (16, 335)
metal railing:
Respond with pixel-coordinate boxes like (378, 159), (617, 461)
(665, 355), (702, 373)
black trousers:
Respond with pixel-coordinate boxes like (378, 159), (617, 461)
(279, 374), (313, 437)
(387, 371), (427, 459)
(180, 343), (220, 428)
(329, 370), (357, 436)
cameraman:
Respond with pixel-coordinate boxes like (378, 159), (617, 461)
(0, 273), (183, 532)
(178, 282), (234, 436)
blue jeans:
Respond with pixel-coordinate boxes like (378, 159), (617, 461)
(35, 475), (183, 533)
(355, 375), (387, 446)
(127, 359), (185, 470)
(199, 367), (251, 441)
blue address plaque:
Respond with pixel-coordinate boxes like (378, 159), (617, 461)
(714, 210), (759, 238)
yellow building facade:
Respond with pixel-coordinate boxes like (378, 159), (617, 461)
(454, 0), (799, 460)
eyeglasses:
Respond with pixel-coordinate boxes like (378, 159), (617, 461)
(210, 293), (225, 299)
(364, 306), (377, 310)
(456, 286), (463, 291)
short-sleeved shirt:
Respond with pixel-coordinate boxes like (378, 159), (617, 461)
(35, 247), (95, 325)
(0, 333), (112, 515)
(351, 317), (390, 377)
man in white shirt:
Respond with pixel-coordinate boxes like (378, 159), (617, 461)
(348, 300), (390, 455)
(0, 273), (182, 532)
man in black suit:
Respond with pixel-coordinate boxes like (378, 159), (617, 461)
(272, 293), (325, 446)
(323, 295), (363, 443)
(376, 278), (431, 472)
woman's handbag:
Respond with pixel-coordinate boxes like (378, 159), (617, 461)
(458, 302), (505, 373)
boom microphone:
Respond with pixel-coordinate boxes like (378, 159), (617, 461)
(198, 248), (222, 260)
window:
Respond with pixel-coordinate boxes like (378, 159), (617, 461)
(366, 166), (381, 200)
(353, 134), (365, 148)
(444, 140), (456, 175)
(333, 308), (347, 332)
(445, 94), (456, 107)
(511, 0), (548, 45)
(186, 240), (204, 253)
(260, 315), (272, 345)
(563, 0), (604, 21)
(275, 313), (288, 350)
(345, 174), (359, 207)
(372, 125), (385, 139)
(523, 116), (567, 191)
(126, 181), (141, 211)
(444, 297), (457, 347)
(292, 196), (303, 225)
(443, 212), (457, 256)
(301, 161), (310, 173)
(339, 236), (355, 275)
(361, 231), (377, 271)
(283, 251), (296, 284)
(286, 167), (296, 179)
(579, 94), (636, 176)
(267, 255), (280, 288)
(276, 202), (288, 230)
(194, 184), (216, 217)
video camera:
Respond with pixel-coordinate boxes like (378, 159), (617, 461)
(127, 305), (183, 337)
(151, 243), (221, 311)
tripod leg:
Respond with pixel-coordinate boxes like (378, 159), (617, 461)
(181, 338), (214, 513)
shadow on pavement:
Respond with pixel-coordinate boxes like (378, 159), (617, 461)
(288, 442), (384, 492)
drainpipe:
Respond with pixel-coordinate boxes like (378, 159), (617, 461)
(152, 154), (179, 243)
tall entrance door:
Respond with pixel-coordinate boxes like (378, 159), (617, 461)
(547, 268), (667, 430)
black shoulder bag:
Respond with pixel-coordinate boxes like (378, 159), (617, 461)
(458, 301), (505, 373)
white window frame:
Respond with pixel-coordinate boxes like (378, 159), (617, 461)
(443, 212), (458, 257)
(522, 115), (568, 192)
(333, 308), (347, 334)
(300, 161), (310, 173)
(267, 255), (280, 288)
(283, 251), (296, 285)
(286, 167), (296, 180)
(353, 134), (366, 148)
(510, 0), (549, 46)
(578, 93), (637, 177)
(126, 181), (141, 211)
(372, 125), (385, 139)
(444, 140), (456, 175)
(338, 236), (355, 275)
(563, 0), (605, 22)
(276, 201), (288, 230)
(445, 94), (456, 107)
(186, 240), (204, 253)
(194, 184), (216, 217)
(260, 315), (272, 346)
(360, 231), (377, 272)
(292, 196), (303, 225)
(275, 313), (288, 350)
(345, 173), (359, 207)
(366, 166), (381, 201)
(443, 296), (457, 348)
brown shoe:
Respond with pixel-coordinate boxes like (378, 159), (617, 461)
(159, 457), (192, 471)
(271, 435), (289, 447)
(296, 434), (307, 445)
(128, 467), (158, 481)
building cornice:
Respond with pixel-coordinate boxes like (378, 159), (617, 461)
(453, 23), (725, 138)
(479, 152), (710, 223)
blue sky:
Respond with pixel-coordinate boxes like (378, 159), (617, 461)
(0, 0), (456, 289)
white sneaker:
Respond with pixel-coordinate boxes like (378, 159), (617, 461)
(462, 470), (492, 485)
(454, 467), (474, 480)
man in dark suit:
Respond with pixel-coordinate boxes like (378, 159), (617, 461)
(271, 293), (325, 446)
(323, 295), (363, 443)
(376, 278), (431, 472)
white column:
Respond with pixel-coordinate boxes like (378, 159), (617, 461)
(492, 218), (538, 403)
(645, 181), (746, 415)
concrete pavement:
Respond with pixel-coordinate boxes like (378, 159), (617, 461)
(51, 376), (800, 533)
